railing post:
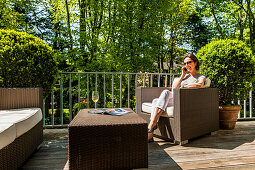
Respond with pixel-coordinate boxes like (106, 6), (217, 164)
(69, 74), (72, 121)
(78, 73), (81, 111)
(150, 74), (153, 87)
(135, 74), (137, 113)
(128, 74), (130, 108)
(143, 74), (145, 87)
(51, 89), (54, 125)
(95, 73), (97, 108)
(249, 83), (252, 118)
(158, 74), (160, 87)
(43, 99), (46, 126)
(104, 73), (106, 108)
(165, 74), (167, 87)
(238, 99), (240, 119)
(60, 74), (63, 125)
(244, 97), (246, 119)
(112, 74), (114, 108)
(95, 73), (97, 91)
(120, 74), (122, 108)
(170, 75), (174, 88)
(87, 74), (90, 108)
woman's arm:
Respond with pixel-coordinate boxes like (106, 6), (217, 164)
(172, 77), (184, 89)
(183, 77), (206, 88)
(173, 66), (187, 89)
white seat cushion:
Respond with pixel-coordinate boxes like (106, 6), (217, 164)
(204, 78), (211, 88)
(142, 102), (174, 117)
(0, 108), (42, 137)
(0, 123), (16, 150)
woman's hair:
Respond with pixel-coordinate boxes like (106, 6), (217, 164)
(184, 53), (200, 70)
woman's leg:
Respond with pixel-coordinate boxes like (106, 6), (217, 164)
(148, 107), (163, 140)
(148, 107), (163, 130)
(148, 90), (172, 140)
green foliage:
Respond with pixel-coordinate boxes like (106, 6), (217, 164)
(0, 0), (22, 29)
(185, 12), (213, 53)
(0, 29), (58, 97)
(197, 39), (255, 105)
(44, 0), (193, 73)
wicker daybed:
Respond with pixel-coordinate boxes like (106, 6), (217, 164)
(0, 88), (43, 170)
(136, 87), (219, 145)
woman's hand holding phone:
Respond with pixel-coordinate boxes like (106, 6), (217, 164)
(182, 66), (188, 76)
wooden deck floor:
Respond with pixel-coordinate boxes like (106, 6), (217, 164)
(20, 121), (255, 170)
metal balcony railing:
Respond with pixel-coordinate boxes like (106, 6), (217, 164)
(43, 72), (255, 128)
(43, 72), (180, 127)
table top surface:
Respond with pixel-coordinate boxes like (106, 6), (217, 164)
(69, 108), (147, 127)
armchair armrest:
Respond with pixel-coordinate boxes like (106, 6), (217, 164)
(173, 88), (219, 142)
(136, 87), (171, 114)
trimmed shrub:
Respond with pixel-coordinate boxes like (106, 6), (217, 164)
(197, 39), (255, 105)
(0, 29), (58, 97)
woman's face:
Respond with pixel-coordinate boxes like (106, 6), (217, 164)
(184, 57), (196, 72)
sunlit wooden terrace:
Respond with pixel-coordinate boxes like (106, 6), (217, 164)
(2, 73), (255, 170)
(20, 121), (255, 170)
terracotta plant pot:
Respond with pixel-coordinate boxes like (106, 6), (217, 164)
(219, 105), (242, 130)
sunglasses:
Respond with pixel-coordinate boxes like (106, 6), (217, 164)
(184, 61), (193, 65)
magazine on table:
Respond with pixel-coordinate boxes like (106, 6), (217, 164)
(88, 108), (131, 116)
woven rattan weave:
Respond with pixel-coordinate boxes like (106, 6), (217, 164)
(0, 88), (43, 170)
(136, 87), (219, 145)
(68, 108), (148, 170)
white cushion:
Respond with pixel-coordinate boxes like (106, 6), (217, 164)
(142, 102), (153, 114)
(0, 123), (16, 150)
(0, 108), (42, 137)
(142, 102), (174, 117)
(204, 78), (211, 88)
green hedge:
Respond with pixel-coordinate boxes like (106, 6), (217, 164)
(0, 29), (58, 97)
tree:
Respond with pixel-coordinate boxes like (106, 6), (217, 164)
(234, 0), (255, 51)
(159, 0), (191, 73)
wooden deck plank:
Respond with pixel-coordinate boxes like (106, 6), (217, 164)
(177, 156), (255, 169)
(198, 163), (255, 170)
(20, 121), (255, 170)
(169, 149), (255, 160)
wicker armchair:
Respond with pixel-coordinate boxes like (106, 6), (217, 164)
(136, 87), (219, 145)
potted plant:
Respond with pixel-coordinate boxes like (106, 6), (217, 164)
(197, 39), (255, 129)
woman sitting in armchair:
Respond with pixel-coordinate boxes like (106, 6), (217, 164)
(148, 53), (206, 141)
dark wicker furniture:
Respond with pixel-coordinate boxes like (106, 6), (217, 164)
(0, 88), (43, 170)
(136, 87), (219, 145)
(68, 108), (148, 170)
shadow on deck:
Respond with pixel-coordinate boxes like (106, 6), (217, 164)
(20, 121), (255, 170)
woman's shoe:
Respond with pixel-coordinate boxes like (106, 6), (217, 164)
(148, 128), (153, 133)
(148, 137), (154, 143)
(148, 125), (158, 142)
(148, 125), (158, 133)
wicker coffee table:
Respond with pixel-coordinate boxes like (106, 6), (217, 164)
(68, 108), (148, 170)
